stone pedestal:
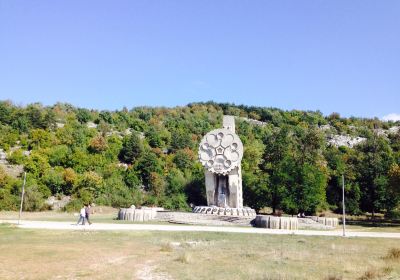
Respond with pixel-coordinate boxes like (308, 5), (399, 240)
(118, 207), (163, 222)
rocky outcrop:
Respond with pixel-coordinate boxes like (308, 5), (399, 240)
(45, 196), (71, 210)
(327, 135), (366, 148)
(238, 117), (266, 126)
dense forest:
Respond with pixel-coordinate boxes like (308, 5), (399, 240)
(0, 100), (399, 217)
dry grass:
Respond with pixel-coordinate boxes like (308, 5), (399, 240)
(357, 268), (381, 280)
(160, 242), (174, 252)
(384, 248), (400, 260)
(324, 276), (342, 280)
(0, 224), (400, 279)
(175, 251), (191, 264)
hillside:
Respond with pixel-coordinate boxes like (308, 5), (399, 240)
(0, 100), (399, 217)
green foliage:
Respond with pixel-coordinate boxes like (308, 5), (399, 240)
(23, 184), (46, 211)
(135, 151), (163, 187)
(42, 167), (65, 195)
(170, 130), (194, 152)
(76, 108), (92, 124)
(24, 151), (50, 177)
(173, 149), (193, 171)
(259, 124), (328, 214)
(7, 149), (25, 165)
(48, 145), (69, 166)
(119, 133), (144, 164)
(356, 134), (394, 215)
(124, 167), (142, 188)
(64, 198), (84, 212)
(0, 167), (20, 211)
(88, 135), (108, 153)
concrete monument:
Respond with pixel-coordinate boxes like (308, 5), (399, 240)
(193, 116), (256, 216)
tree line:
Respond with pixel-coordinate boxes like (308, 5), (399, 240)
(0, 100), (399, 217)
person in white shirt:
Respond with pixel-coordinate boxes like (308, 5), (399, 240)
(76, 206), (87, 225)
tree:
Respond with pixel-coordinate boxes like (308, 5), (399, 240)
(387, 164), (400, 214)
(170, 130), (193, 152)
(0, 101), (13, 125)
(148, 172), (166, 198)
(29, 129), (53, 149)
(124, 167), (142, 189)
(260, 124), (328, 215)
(119, 133), (144, 164)
(76, 171), (103, 198)
(26, 104), (45, 128)
(48, 145), (69, 166)
(76, 108), (92, 124)
(173, 149), (194, 171)
(146, 127), (163, 148)
(259, 126), (293, 213)
(88, 135), (108, 153)
(356, 134), (394, 216)
(135, 151), (163, 187)
(62, 168), (78, 194)
(42, 168), (65, 195)
(324, 146), (361, 214)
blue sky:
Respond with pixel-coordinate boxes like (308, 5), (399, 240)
(0, 1), (399, 119)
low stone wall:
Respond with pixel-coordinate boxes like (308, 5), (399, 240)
(118, 207), (163, 222)
(254, 215), (298, 230)
(193, 206), (256, 217)
(309, 216), (339, 227)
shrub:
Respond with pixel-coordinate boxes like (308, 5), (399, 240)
(0, 188), (19, 211)
(64, 198), (84, 212)
(23, 185), (46, 211)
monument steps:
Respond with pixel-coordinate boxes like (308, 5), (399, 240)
(156, 211), (254, 226)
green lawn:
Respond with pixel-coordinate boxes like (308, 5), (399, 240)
(0, 224), (399, 280)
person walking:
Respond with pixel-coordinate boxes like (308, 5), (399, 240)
(76, 206), (86, 225)
(85, 204), (92, 225)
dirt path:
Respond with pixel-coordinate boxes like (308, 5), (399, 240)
(2, 219), (400, 239)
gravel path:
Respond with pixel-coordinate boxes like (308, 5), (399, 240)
(2, 219), (400, 239)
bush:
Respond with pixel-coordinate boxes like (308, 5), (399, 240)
(0, 188), (19, 211)
(385, 209), (400, 219)
(64, 198), (84, 212)
(7, 149), (25, 164)
(161, 193), (190, 211)
(23, 185), (46, 211)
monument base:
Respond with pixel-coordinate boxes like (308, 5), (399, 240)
(193, 206), (256, 217)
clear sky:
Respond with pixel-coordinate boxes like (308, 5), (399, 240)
(0, 1), (399, 119)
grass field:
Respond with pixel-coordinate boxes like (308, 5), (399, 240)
(0, 223), (399, 280)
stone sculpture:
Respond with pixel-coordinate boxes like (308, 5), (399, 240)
(195, 116), (256, 217)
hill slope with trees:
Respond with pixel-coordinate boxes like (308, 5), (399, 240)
(0, 100), (399, 217)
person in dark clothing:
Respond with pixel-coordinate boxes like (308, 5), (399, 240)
(85, 204), (92, 225)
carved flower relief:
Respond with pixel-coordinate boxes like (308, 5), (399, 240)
(198, 129), (243, 175)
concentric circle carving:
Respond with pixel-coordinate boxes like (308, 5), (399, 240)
(198, 129), (243, 175)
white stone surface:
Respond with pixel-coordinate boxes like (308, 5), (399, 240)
(255, 215), (298, 230)
(327, 135), (366, 148)
(87, 122), (98, 129)
(198, 128), (243, 175)
(118, 207), (160, 222)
